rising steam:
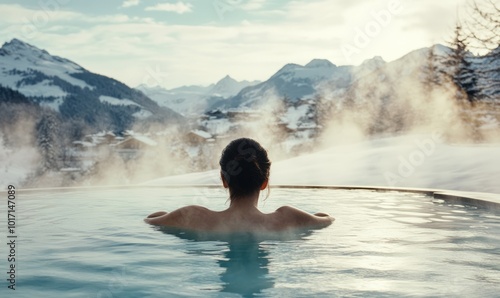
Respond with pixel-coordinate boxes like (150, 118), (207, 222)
(3, 46), (499, 191)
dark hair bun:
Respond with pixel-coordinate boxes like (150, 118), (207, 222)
(219, 138), (271, 198)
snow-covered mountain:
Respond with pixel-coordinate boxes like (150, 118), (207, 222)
(193, 44), (500, 145)
(194, 56), (386, 140)
(0, 39), (86, 108)
(0, 39), (182, 132)
(2, 38), (497, 142)
(136, 75), (260, 116)
(209, 44), (499, 114)
(218, 59), (336, 108)
(210, 57), (386, 110)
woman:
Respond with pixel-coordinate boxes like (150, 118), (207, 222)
(145, 138), (334, 232)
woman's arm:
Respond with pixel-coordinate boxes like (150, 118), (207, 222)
(147, 211), (168, 218)
(144, 209), (184, 226)
(314, 212), (331, 217)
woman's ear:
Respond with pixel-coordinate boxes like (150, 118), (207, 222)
(260, 179), (268, 190)
(221, 172), (228, 188)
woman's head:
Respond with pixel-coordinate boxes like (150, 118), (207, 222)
(219, 138), (271, 199)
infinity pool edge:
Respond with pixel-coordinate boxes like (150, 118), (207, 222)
(10, 184), (500, 210)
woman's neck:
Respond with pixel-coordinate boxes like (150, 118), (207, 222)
(228, 192), (260, 209)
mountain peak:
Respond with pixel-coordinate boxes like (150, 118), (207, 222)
(208, 75), (259, 98)
(3, 38), (29, 47)
(305, 59), (336, 68)
(4, 38), (25, 47)
(217, 75), (237, 84)
(2, 38), (47, 55)
(0, 37), (85, 74)
(432, 44), (452, 56)
(363, 55), (385, 63)
(274, 63), (302, 77)
(360, 56), (385, 68)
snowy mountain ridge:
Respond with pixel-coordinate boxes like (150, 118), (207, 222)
(136, 75), (260, 116)
(210, 56), (380, 110)
(218, 44), (499, 112)
(0, 38), (84, 75)
(0, 39), (89, 105)
(1, 38), (498, 139)
(0, 38), (182, 132)
(191, 44), (500, 147)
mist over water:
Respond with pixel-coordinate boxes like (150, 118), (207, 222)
(2, 46), (499, 194)
(144, 51), (500, 194)
(145, 133), (500, 194)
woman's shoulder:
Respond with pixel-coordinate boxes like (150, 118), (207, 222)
(274, 205), (312, 217)
(145, 205), (216, 228)
(275, 205), (302, 213)
(274, 205), (334, 228)
(181, 205), (212, 212)
(175, 205), (218, 221)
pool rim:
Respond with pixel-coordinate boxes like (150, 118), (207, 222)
(10, 184), (500, 210)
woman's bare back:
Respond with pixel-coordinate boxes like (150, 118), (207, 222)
(145, 205), (334, 232)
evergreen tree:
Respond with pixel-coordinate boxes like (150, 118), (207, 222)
(315, 93), (335, 132)
(466, 0), (500, 101)
(0, 85), (32, 104)
(36, 112), (61, 172)
(422, 45), (443, 90)
(443, 22), (479, 102)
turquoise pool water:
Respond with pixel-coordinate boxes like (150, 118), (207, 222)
(2, 187), (500, 297)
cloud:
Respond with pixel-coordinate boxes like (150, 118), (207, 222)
(145, 2), (193, 14)
(241, 0), (267, 11)
(122, 0), (140, 8)
(0, 3), (81, 24)
(0, 0), (472, 89)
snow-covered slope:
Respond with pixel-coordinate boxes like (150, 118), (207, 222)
(0, 39), (183, 131)
(143, 134), (500, 194)
(0, 39), (89, 89)
(0, 39), (88, 109)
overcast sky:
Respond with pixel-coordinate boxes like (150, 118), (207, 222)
(0, 0), (471, 88)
